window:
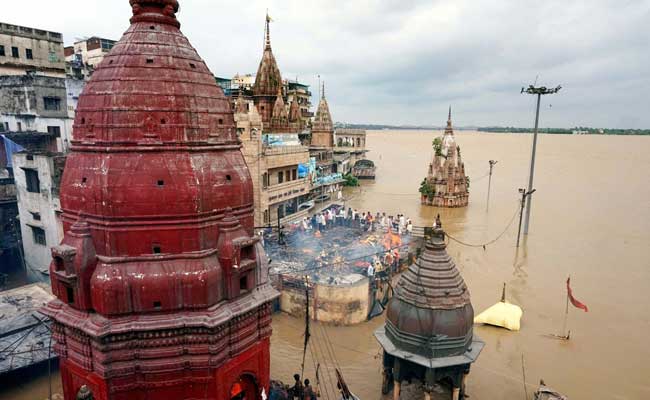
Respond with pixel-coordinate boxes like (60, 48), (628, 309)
(262, 172), (268, 189)
(43, 97), (61, 111)
(23, 169), (40, 193)
(11, 46), (19, 58)
(25, 48), (33, 59)
(47, 126), (61, 136)
(0, 45), (5, 56)
(31, 226), (46, 246)
(17, 122), (22, 131)
(278, 171), (284, 184)
(3, 122), (8, 131)
(292, 169), (297, 181)
(239, 275), (248, 293)
(30, 212), (41, 221)
(66, 287), (74, 304)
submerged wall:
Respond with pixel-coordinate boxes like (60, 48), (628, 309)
(279, 276), (371, 325)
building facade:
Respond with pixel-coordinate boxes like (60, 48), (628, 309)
(0, 74), (73, 152)
(42, 2), (278, 400)
(64, 36), (116, 79)
(12, 152), (65, 280)
(421, 109), (469, 207)
(0, 22), (65, 78)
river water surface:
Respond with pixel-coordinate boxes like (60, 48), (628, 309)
(2, 131), (648, 400)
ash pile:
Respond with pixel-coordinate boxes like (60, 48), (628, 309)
(264, 213), (416, 286)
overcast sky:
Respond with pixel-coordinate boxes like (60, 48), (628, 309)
(5, 0), (649, 128)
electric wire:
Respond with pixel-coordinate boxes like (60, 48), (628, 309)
(443, 205), (520, 248)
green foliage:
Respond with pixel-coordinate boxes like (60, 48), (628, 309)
(419, 179), (435, 198)
(432, 137), (443, 157)
(478, 126), (650, 135)
(343, 173), (359, 187)
(466, 175), (470, 189)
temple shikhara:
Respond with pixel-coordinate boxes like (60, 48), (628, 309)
(375, 221), (484, 400)
(42, 1), (278, 399)
(252, 15), (304, 134)
(420, 108), (469, 207)
(311, 84), (335, 148)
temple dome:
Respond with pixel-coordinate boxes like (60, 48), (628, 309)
(61, 0), (253, 259)
(385, 227), (474, 358)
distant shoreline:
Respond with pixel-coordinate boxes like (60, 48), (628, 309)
(336, 124), (649, 135)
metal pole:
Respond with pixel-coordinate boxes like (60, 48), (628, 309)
(516, 189), (526, 247)
(523, 94), (541, 235)
(486, 160), (497, 211)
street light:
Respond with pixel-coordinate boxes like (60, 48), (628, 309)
(520, 84), (561, 235)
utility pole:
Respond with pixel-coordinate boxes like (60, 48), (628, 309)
(521, 84), (561, 235)
(486, 160), (498, 211)
(517, 188), (536, 247)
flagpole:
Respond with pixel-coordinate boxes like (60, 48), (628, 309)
(562, 275), (570, 339)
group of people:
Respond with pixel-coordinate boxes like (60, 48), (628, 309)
(288, 374), (318, 400)
(301, 208), (413, 236)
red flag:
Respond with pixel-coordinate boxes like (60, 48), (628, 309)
(567, 277), (588, 312)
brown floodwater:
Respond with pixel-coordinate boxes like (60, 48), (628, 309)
(2, 131), (648, 400)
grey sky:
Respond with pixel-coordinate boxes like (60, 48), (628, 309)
(5, 0), (649, 128)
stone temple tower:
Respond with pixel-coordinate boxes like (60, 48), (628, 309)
(421, 108), (469, 207)
(375, 223), (484, 400)
(42, 1), (278, 399)
(310, 83), (335, 148)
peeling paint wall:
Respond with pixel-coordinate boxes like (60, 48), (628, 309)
(0, 75), (73, 152)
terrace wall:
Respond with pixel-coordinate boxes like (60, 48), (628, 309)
(279, 277), (371, 325)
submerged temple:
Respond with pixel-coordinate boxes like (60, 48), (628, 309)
(375, 222), (483, 400)
(420, 108), (469, 207)
(42, 1), (278, 399)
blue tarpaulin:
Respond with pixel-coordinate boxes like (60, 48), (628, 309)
(297, 163), (309, 178)
(1, 135), (25, 169)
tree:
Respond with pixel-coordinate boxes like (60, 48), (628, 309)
(432, 137), (443, 157)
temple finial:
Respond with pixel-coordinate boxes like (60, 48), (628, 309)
(322, 81), (325, 99)
(447, 105), (453, 129)
(264, 10), (272, 49)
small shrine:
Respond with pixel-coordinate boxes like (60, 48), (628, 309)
(420, 108), (469, 207)
(375, 219), (484, 400)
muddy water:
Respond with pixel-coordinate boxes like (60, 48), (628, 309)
(270, 131), (650, 400)
(2, 131), (648, 399)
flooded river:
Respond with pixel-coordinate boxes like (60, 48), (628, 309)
(2, 131), (648, 399)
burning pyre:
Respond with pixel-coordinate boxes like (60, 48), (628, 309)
(265, 223), (413, 286)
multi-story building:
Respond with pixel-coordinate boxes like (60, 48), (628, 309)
(64, 36), (116, 79)
(334, 128), (368, 175)
(0, 74), (73, 152)
(12, 151), (66, 281)
(0, 22), (65, 78)
(286, 80), (313, 121)
(1, 132), (60, 286)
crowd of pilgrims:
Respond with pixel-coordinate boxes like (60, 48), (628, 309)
(300, 207), (413, 236)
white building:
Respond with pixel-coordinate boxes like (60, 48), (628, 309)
(12, 152), (65, 280)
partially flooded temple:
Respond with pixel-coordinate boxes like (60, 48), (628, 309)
(420, 108), (469, 207)
(41, 1), (278, 399)
(375, 222), (483, 399)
